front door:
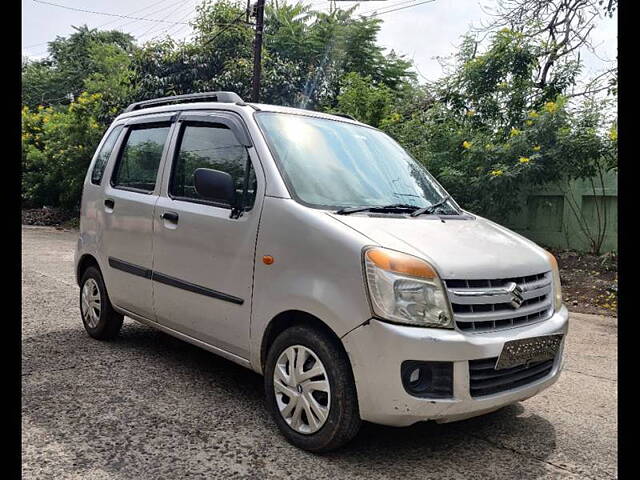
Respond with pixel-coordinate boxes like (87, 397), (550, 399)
(152, 112), (263, 359)
(100, 114), (174, 319)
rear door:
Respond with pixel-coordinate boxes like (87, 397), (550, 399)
(100, 113), (175, 318)
(152, 111), (264, 359)
(81, 123), (125, 250)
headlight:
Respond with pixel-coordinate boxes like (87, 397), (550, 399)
(545, 251), (563, 311)
(363, 247), (453, 328)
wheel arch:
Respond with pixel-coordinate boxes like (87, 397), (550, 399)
(260, 310), (352, 375)
(76, 253), (101, 286)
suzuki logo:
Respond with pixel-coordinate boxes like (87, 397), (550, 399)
(506, 282), (525, 308)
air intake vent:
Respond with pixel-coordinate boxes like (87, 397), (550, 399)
(468, 356), (555, 397)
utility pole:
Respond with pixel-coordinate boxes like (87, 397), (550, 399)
(251, 0), (266, 102)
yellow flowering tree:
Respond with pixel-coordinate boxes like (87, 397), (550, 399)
(22, 92), (106, 210)
(379, 22), (617, 227)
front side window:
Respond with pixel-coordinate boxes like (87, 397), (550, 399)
(255, 112), (457, 212)
(91, 125), (123, 185)
(112, 125), (171, 192)
(170, 124), (256, 208)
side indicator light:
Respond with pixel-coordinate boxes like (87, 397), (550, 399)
(263, 255), (274, 265)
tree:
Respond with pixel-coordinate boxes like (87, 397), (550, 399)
(22, 25), (137, 114)
(132, 1), (259, 101)
(20, 0), (616, 249)
(376, 25), (616, 246)
(333, 72), (394, 127)
(544, 98), (617, 254)
(478, 0), (617, 99)
(47, 26), (136, 99)
(22, 57), (66, 108)
(83, 42), (135, 122)
(22, 93), (106, 210)
(265, 3), (414, 108)
(131, 1), (415, 109)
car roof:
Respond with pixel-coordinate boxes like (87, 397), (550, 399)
(249, 103), (363, 124)
(115, 100), (364, 126)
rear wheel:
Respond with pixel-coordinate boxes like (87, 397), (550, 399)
(79, 266), (123, 340)
(264, 325), (361, 452)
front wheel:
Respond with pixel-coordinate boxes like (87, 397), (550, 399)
(264, 325), (361, 452)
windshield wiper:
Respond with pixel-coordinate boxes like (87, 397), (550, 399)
(335, 203), (420, 215)
(410, 196), (454, 217)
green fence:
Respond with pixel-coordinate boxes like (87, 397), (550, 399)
(502, 171), (618, 253)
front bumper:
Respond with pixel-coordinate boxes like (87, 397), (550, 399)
(341, 306), (569, 427)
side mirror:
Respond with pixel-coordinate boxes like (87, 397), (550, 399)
(194, 168), (235, 204)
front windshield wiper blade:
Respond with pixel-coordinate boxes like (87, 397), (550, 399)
(410, 196), (454, 217)
(335, 203), (420, 215)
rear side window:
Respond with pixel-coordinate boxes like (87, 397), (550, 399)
(170, 124), (256, 208)
(112, 125), (171, 192)
(91, 125), (123, 185)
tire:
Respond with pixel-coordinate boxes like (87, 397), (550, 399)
(264, 325), (361, 452)
(79, 266), (124, 340)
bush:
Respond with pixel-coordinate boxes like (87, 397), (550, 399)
(22, 93), (107, 210)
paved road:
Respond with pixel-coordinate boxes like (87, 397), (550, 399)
(22, 226), (618, 479)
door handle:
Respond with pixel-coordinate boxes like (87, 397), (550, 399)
(161, 211), (179, 223)
(104, 199), (115, 209)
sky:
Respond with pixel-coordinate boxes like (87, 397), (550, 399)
(22, 0), (617, 84)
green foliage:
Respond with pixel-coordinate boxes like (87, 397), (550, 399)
(116, 140), (166, 190)
(83, 42), (135, 121)
(132, 1), (256, 100)
(20, 0), (616, 235)
(22, 25), (136, 122)
(22, 58), (65, 108)
(374, 29), (616, 224)
(131, 1), (414, 109)
(47, 26), (136, 99)
(439, 30), (578, 133)
(22, 93), (106, 210)
(333, 73), (394, 127)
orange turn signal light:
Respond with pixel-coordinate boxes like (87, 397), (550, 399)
(263, 255), (274, 265)
(545, 250), (558, 270)
(365, 248), (437, 279)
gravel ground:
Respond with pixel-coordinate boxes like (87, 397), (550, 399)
(22, 226), (617, 479)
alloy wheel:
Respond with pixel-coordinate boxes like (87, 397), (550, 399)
(81, 278), (101, 328)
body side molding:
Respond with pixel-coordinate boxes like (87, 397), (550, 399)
(107, 256), (244, 305)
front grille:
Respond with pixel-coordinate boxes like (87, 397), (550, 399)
(444, 272), (553, 332)
(468, 356), (555, 397)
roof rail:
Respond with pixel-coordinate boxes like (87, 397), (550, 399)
(124, 91), (245, 112)
(332, 112), (356, 120)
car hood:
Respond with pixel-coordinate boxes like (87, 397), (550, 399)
(329, 212), (551, 280)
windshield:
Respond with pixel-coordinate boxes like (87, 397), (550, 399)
(255, 112), (459, 213)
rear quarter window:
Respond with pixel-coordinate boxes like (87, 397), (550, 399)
(91, 125), (123, 185)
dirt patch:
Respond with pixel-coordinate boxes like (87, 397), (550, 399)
(549, 248), (618, 317)
(22, 208), (79, 230)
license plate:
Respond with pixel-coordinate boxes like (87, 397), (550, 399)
(495, 334), (563, 370)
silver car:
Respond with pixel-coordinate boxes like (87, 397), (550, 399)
(75, 91), (569, 452)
